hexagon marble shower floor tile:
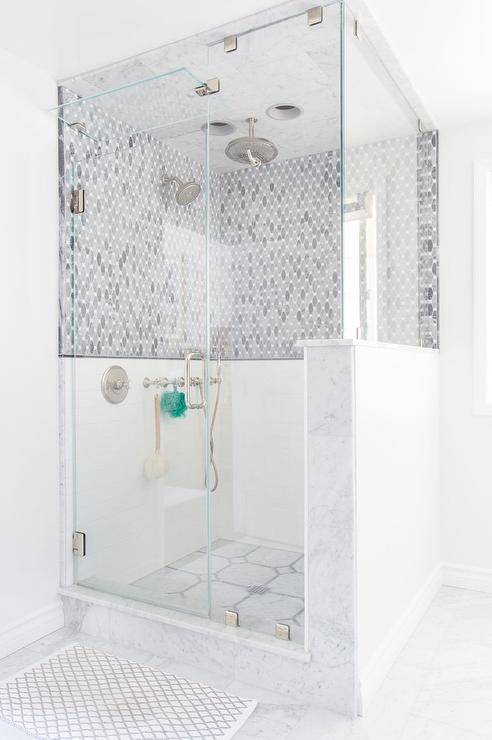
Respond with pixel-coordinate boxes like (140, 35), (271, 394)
(132, 538), (305, 643)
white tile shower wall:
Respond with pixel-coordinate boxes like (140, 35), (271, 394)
(354, 343), (440, 707)
(66, 357), (234, 587)
(229, 360), (304, 547)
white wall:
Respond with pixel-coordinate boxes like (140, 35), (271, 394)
(440, 121), (492, 575)
(0, 49), (60, 657)
(355, 344), (440, 707)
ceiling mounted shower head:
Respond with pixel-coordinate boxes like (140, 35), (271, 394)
(162, 174), (201, 206)
(225, 117), (278, 168)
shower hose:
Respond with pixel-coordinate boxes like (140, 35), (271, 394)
(197, 352), (222, 493)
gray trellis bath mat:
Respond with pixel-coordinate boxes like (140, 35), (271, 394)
(0, 644), (257, 739)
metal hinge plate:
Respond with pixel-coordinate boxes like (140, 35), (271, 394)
(224, 35), (237, 53)
(70, 189), (85, 214)
(72, 531), (86, 557)
(275, 623), (291, 641)
(194, 78), (221, 96)
(307, 6), (323, 26)
(224, 610), (239, 627)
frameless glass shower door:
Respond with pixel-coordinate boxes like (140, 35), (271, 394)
(58, 67), (214, 617)
(204, 2), (343, 643)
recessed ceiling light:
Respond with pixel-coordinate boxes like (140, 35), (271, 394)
(201, 121), (236, 136)
(266, 104), (302, 121)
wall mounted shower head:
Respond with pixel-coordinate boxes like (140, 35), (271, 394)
(225, 117), (278, 168)
(162, 174), (201, 205)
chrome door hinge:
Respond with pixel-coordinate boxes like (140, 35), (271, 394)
(70, 189), (85, 214)
(275, 623), (291, 641)
(225, 610), (239, 627)
(354, 19), (361, 39)
(72, 531), (86, 557)
(194, 78), (221, 96)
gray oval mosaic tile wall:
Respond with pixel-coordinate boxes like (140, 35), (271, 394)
(59, 89), (438, 360)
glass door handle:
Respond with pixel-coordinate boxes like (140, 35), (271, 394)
(184, 352), (205, 409)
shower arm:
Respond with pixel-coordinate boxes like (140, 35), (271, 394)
(246, 118), (262, 167)
(161, 175), (183, 187)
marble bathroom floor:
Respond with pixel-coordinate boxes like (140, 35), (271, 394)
(132, 538), (305, 644)
(1, 586), (491, 739)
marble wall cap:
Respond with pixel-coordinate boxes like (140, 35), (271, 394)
(296, 338), (439, 353)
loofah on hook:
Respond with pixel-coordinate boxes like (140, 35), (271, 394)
(143, 394), (169, 480)
(161, 388), (187, 418)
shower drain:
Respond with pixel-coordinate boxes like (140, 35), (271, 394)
(247, 584), (270, 595)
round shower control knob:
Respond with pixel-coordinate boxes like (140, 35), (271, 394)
(101, 365), (130, 404)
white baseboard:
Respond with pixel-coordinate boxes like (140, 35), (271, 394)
(358, 565), (442, 713)
(442, 562), (492, 594)
(0, 601), (64, 660)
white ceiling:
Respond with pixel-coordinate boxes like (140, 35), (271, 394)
(59, 8), (415, 172)
(0, 0), (281, 82)
(363, 0), (492, 127)
(0, 0), (490, 128)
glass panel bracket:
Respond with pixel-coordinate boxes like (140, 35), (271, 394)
(70, 189), (85, 215)
(72, 531), (86, 557)
(224, 35), (238, 53)
(307, 6), (323, 26)
(194, 78), (221, 96)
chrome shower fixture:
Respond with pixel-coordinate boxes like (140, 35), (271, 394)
(162, 174), (201, 205)
(225, 117), (278, 168)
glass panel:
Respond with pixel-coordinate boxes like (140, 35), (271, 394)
(53, 67), (206, 144)
(59, 67), (212, 616)
(343, 6), (434, 347)
(201, 3), (342, 644)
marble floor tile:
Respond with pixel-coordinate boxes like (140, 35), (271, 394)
(168, 552), (229, 575)
(2, 585), (492, 739)
(234, 703), (304, 740)
(246, 546), (301, 568)
(218, 561), (278, 588)
(133, 567), (200, 593)
(269, 572), (304, 598)
(400, 715), (487, 740)
(212, 540), (259, 558)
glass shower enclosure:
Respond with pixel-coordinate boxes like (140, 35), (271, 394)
(56, 0), (437, 648)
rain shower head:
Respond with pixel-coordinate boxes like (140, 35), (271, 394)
(162, 175), (201, 205)
(225, 117), (278, 167)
